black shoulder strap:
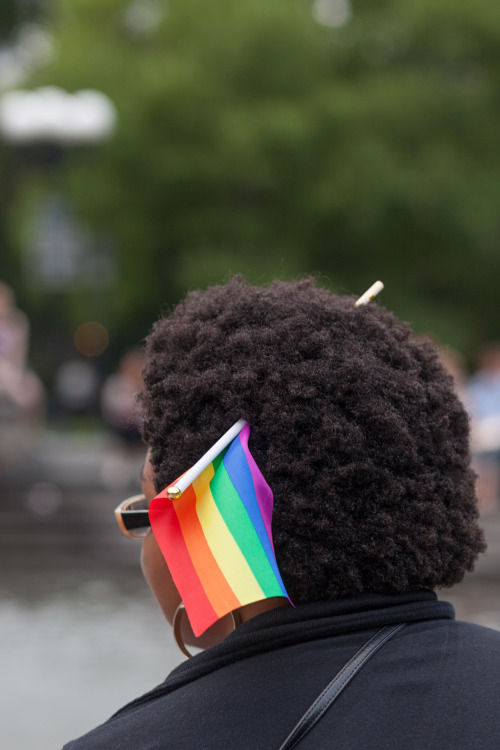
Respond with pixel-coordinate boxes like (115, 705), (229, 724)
(278, 622), (406, 750)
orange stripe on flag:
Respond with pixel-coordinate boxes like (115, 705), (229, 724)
(174, 485), (241, 616)
(148, 492), (219, 637)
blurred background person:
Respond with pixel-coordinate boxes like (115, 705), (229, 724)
(436, 344), (469, 406)
(0, 280), (29, 372)
(53, 358), (100, 425)
(100, 348), (144, 447)
(0, 281), (45, 472)
(467, 344), (500, 515)
(100, 348), (145, 490)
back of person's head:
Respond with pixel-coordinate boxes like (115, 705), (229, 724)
(140, 277), (485, 604)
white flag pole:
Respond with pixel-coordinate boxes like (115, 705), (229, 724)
(167, 418), (248, 499)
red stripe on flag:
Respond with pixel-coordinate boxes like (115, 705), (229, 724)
(174, 485), (241, 617)
(149, 491), (219, 637)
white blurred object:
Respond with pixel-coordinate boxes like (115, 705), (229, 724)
(55, 360), (99, 412)
(16, 24), (54, 69)
(313, 0), (352, 28)
(0, 48), (26, 90)
(0, 87), (117, 144)
(123, 0), (166, 36)
(471, 415), (500, 454)
(0, 24), (54, 91)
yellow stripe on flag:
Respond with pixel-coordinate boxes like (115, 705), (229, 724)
(193, 465), (265, 603)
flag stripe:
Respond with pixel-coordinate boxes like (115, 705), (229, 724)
(238, 424), (276, 553)
(193, 465), (266, 604)
(223, 433), (288, 597)
(209, 457), (284, 598)
(174, 485), (242, 617)
(148, 493), (219, 636)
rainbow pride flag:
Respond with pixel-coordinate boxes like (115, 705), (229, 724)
(148, 422), (289, 637)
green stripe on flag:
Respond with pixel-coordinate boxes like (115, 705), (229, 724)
(209, 458), (283, 598)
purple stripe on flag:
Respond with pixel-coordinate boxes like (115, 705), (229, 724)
(223, 427), (289, 599)
(238, 424), (275, 553)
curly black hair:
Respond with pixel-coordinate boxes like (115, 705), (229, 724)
(140, 277), (485, 603)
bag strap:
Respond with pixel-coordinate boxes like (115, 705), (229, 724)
(278, 622), (407, 750)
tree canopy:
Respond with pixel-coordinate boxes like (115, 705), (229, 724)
(9, 0), (500, 364)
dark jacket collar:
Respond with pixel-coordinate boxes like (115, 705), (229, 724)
(115, 591), (453, 716)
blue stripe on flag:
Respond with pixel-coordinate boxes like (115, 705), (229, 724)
(223, 436), (288, 596)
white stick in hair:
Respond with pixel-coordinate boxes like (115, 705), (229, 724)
(167, 418), (248, 499)
(355, 280), (384, 307)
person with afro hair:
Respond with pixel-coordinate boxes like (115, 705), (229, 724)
(64, 277), (500, 750)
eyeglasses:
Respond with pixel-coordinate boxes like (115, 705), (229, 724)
(114, 494), (151, 539)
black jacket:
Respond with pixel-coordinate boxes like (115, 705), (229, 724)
(63, 591), (500, 749)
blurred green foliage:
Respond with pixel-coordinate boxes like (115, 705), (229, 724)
(7, 0), (500, 368)
(0, 1), (21, 40)
(0, 1), (43, 39)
